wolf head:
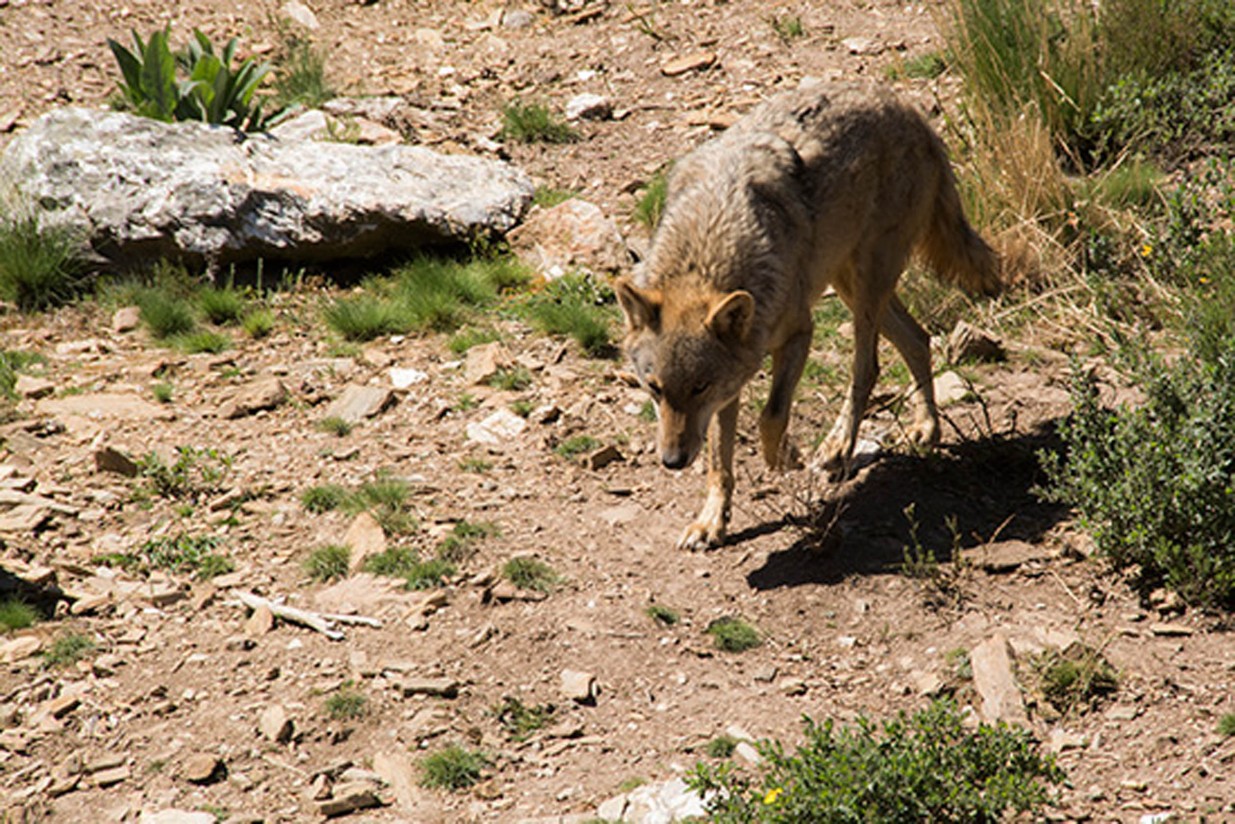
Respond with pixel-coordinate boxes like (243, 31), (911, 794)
(616, 278), (762, 470)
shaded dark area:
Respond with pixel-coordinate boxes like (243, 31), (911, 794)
(0, 564), (66, 620)
(746, 420), (1070, 591)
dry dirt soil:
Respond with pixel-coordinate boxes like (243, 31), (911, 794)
(3, 1), (1235, 822)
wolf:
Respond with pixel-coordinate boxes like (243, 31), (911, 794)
(615, 82), (1000, 550)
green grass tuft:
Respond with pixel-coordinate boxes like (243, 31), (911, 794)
(706, 616), (761, 653)
(198, 286), (246, 325)
(518, 273), (616, 357)
(0, 213), (86, 312)
(705, 735), (738, 759)
(317, 415), (353, 437)
(304, 544), (350, 583)
(301, 483), (349, 513)
(493, 696), (554, 742)
(499, 100), (579, 144)
(0, 599), (39, 632)
(645, 604), (680, 627)
(324, 681), (367, 720)
(555, 434), (600, 460)
(242, 308), (276, 338)
(43, 631), (96, 668)
(420, 744), (490, 790)
(502, 556), (561, 594)
(137, 287), (197, 339)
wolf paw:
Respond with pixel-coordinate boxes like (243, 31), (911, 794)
(676, 520), (725, 551)
(810, 440), (851, 483)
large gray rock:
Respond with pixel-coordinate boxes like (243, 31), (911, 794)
(0, 107), (535, 266)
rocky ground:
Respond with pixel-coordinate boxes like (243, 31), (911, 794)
(3, 1), (1235, 822)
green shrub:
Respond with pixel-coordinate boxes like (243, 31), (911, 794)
(345, 473), (418, 534)
(140, 532), (232, 579)
(420, 744), (489, 791)
(437, 520), (501, 563)
(502, 556), (561, 593)
(689, 700), (1065, 822)
(1090, 49), (1235, 162)
(301, 483), (349, 513)
(1220, 713), (1235, 738)
(137, 446), (230, 500)
(706, 616), (761, 653)
(1041, 177), (1235, 607)
(304, 544), (350, 583)
(499, 100), (579, 144)
(108, 28), (271, 130)
(0, 214), (86, 312)
(152, 381), (175, 404)
(43, 631), (96, 668)
(0, 599), (38, 632)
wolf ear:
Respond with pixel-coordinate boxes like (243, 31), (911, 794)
(706, 290), (755, 343)
(615, 277), (662, 332)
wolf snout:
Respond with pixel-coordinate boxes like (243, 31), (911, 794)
(661, 448), (692, 470)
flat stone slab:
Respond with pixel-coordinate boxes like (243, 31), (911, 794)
(1, 107), (535, 266)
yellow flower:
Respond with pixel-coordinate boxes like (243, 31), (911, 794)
(1140, 243), (1153, 258)
(763, 787), (784, 805)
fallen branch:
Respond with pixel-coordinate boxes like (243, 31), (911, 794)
(229, 590), (380, 641)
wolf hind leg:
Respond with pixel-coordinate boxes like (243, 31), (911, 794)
(814, 295), (881, 480)
(678, 399), (739, 550)
(880, 295), (939, 449)
(758, 326), (812, 471)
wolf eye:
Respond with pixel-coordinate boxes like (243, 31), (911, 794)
(647, 379), (663, 400)
(691, 381), (710, 397)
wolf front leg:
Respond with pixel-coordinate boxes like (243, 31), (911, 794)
(677, 399), (739, 550)
(815, 300), (880, 480)
(759, 326), (812, 470)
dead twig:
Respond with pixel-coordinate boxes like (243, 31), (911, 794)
(229, 590), (380, 641)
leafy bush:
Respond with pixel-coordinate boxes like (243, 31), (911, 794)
(688, 700), (1064, 822)
(140, 533), (233, 579)
(108, 28), (271, 130)
(137, 446), (231, 501)
(499, 100), (579, 144)
(0, 214), (86, 311)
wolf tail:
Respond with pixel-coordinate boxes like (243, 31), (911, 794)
(920, 159), (1002, 297)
